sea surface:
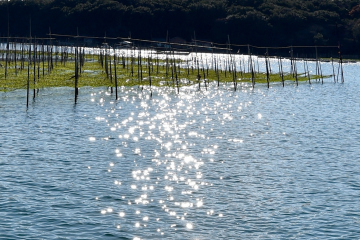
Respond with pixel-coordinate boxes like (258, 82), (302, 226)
(1, 57), (360, 239)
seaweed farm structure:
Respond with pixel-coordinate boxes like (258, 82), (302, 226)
(0, 33), (345, 106)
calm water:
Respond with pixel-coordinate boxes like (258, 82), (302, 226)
(1, 59), (360, 239)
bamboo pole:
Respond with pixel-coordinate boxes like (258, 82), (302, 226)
(109, 46), (113, 93)
(4, 37), (9, 79)
(21, 40), (24, 70)
(42, 42), (45, 77)
(319, 60), (323, 84)
(140, 48), (143, 89)
(37, 42), (40, 80)
(315, 46), (319, 81)
(148, 53), (152, 97)
(27, 40), (31, 108)
(305, 60), (311, 84)
(75, 47), (79, 103)
(338, 44), (344, 83)
(294, 59), (298, 86)
(14, 40), (17, 76)
(279, 57), (284, 87)
(173, 51), (179, 93)
(137, 46), (141, 87)
(265, 51), (270, 88)
(331, 57), (336, 83)
(33, 37), (36, 99)
(113, 48), (118, 100)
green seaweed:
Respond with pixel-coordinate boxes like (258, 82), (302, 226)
(0, 57), (331, 92)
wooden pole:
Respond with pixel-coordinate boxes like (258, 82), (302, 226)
(33, 37), (36, 99)
(294, 59), (298, 86)
(315, 46), (319, 81)
(4, 37), (9, 79)
(27, 41), (31, 107)
(279, 57), (284, 87)
(14, 40), (17, 76)
(228, 35), (237, 91)
(173, 51), (179, 93)
(75, 47), (79, 103)
(140, 48), (143, 89)
(113, 48), (118, 100)
(42, 42), (45, 77)
(137, 46), (141, 87)
(109, 46), (113, 93)
(319, 60), (323, 84)
(37, 41), (40, 80)
(265, 50), (270, 88)
(290, 46), (294, 77)
(148, 53), (152, 97)
(331, 57), (336, 83)
(305, 60), (311, 84)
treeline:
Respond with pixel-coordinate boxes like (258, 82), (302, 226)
(1, 0), (360, 54)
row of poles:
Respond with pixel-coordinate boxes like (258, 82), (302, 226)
(96, 44), (345, 93)
(0, 39), (88, 106)
(0, 34), (345, 106)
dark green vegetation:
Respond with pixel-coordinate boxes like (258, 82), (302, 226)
(1, 0), (360, 55)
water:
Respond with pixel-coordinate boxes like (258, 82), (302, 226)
(1, 60), (360, 239)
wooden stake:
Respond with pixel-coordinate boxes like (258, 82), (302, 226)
(27, 41), (31, 107)
(331, 57), (336, 83)
(33, 37), (36, 99)
(113, 48), (118, 100)
(265, 51), (270, 88)
(75, 47), (79, 103)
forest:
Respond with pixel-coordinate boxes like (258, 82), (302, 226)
(1, 0), (360, 55)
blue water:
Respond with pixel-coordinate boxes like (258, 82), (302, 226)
(1, 61), (360, 239)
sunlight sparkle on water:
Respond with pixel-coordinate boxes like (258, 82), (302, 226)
(180, 202), (193, 208)
(3, 52), (350, 240)
(207, 210), (214, 215)
(186, 223), (193, 229)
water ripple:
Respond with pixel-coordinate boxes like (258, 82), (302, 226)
(1, 62), (360, 239)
